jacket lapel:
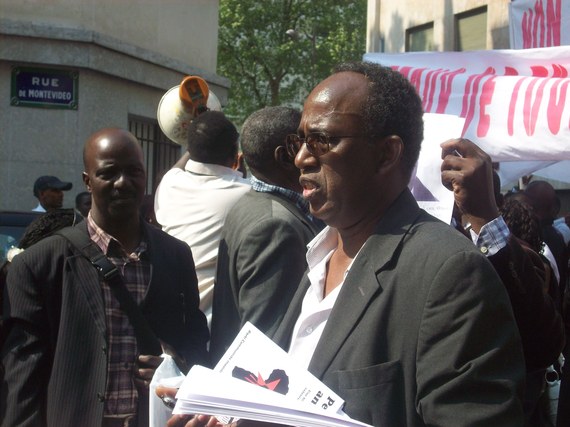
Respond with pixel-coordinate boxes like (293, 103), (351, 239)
(141, 223), (164, 307)
(307, 190), (422, 379)
(272, 272), (311, 350)
(64, 222), (107, 337)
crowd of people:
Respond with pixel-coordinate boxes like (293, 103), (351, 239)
(1, 61), (569, 427)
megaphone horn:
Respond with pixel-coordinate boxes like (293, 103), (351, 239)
(157, 75), (222, 146)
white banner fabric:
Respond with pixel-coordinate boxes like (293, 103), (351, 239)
(363, 47), (570, 176)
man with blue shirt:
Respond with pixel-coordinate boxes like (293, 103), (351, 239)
(209, 106), (322, 364)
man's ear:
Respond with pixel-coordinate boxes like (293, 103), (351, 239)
(375, 135), (403, 173)
(274, 146), (296, 171)
(82, 172), (91, 192)
(231, 153), (247, 178)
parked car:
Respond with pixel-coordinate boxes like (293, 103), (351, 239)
(0, 210), (42, 264)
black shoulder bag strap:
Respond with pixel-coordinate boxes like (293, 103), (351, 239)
(57, 226), (162, 356)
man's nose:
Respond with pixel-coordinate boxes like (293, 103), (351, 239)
(114, 173), (129, 188)
(294, 142), (317, 169)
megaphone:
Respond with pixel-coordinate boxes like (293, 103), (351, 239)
(157, 75), (222, 146)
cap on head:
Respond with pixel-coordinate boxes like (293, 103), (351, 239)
(33, 176), (73, 198)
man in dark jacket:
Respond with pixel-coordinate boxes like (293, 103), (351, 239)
(209, 107), (322, 364)
(441, 138), (565, 426)
(1, 128), (209, 427)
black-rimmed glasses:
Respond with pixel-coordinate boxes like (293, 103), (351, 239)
(285, 132), (363, 159)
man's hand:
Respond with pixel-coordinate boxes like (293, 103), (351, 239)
(156, 386), (288, 427)
(441, 138), (499, 234)
(156, 385), (221, 427)
(133, 354), (164, 394)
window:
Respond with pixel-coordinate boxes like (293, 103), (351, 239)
(455, 7), (487, 51)
(406, 23), (435, 52)
(128, 115), (181, 195)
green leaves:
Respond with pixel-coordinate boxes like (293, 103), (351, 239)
(218, 0), (366, 125)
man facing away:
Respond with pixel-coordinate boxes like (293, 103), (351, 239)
(1, 128), (209, 427)
(154, 111), (250, 324)
(32, 175), (73, 212)
(166, 62), (526, 427)
(209, 106), (322, 364)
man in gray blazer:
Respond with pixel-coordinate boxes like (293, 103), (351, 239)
(1, 128), (209, 427)
(209, 106), (322, 364)
(270, 61), (525, 426)
(164, 62), (526, 427)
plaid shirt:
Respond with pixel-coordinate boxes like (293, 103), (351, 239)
(468, 215), (510, 257)
(250, 175), (318, 225)
(87, 214), (150, 416)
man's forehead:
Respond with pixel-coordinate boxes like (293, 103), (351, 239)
(91, 138), (141, 158)
(305, 73), (367, 113)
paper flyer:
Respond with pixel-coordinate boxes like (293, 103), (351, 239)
(214, 322), (344, 414)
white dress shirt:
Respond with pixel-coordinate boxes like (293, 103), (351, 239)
(154, 159), (250, 323)
(288, 226), (360, 369)
(32, 203), (46, 212)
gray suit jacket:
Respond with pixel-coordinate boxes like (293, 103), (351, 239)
(273, 190), (526, 427)
(0, 221), (209, 427)
(209, 190), (320, 364)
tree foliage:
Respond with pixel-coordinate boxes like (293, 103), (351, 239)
(218, 0), (366, 125)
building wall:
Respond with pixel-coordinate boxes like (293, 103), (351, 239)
(0, 0), (219, 73)
(366, 0), (511, 53)
(0, 0), (228, 211)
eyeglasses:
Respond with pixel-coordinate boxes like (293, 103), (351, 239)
(285, 132), (363, 159)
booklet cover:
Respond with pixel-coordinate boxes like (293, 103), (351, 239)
(174, 365), (373, 427)
(214, 321), (344, 414)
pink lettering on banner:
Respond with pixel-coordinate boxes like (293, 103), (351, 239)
(395, 66), (411, 78)
(460, 67), (496, 136)
(522, 0), (561, 48)
(436, 68), (466, 114)
(508, 64), (570, 136)
(547, 79), (570, 134)
(508, 77), (528, 136)
(394, 60), (570, 139)
(409, 68), (428, 94)
(523, 76), (549, 135)
(393, 66), (465, 114)
(422, 69), (439, 112)
(477, 77), (496, 137)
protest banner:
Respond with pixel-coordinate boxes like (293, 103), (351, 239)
(363, 46), (570, 184)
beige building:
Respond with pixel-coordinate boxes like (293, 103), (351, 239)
(0, 0), (228, 210)
(366, 0), (511, 53)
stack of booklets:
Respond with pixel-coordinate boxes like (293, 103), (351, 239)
(172, 322), (372, 427)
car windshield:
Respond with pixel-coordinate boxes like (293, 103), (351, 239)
(0, 225), (25, 263)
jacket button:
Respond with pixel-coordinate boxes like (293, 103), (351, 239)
(97, 392), (105, 402)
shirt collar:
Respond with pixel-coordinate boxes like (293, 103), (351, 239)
(306, 226), (338, 271)
(250, 175), (314, 222)
(306, 226), (366, 276)
(185, 158), (245, 179)
(86, 212), (147, 258)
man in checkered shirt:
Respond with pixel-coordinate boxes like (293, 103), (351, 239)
(1, 128), (209, 427)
